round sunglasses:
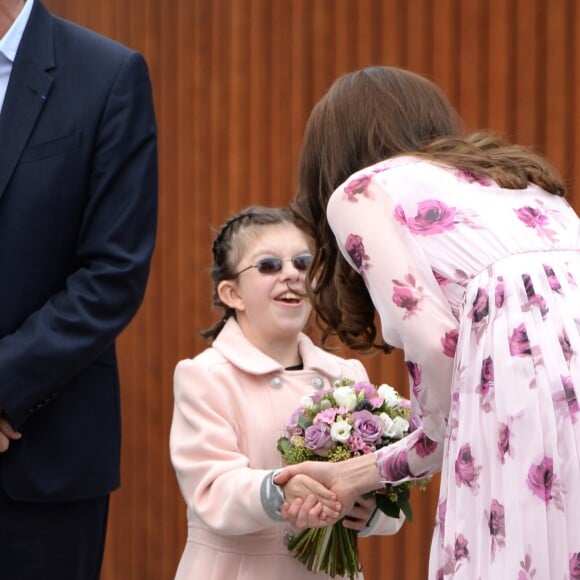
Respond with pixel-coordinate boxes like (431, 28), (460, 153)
(234, 254), (312, 277)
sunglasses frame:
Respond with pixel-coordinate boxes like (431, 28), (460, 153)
(234, 254), (312, 277)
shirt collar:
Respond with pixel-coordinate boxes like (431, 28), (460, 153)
(0, 0), (34, 63)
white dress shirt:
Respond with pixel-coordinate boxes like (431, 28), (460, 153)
(0, 0), (33, 114)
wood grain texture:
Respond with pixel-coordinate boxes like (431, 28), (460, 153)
(41, 1), (580, 578)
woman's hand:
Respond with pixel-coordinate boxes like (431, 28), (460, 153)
(342, 494), (376, 531)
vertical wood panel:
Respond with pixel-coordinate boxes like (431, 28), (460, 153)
(39, 1), (580, 578)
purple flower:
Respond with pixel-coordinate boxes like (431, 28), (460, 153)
(392, 286), (420, 313)
(406, 199), (457, 235)
(353, 381), (377, 400)
(344, 174), (372, 201)
(345, 234), (369, 272)
(515, 206), (549, 228)
(413, 433), (438, 457)
(441, 329), (459, 357)
(351, 409), (384, 444)
(304, 424), (333, 455)
(383, 450), (412, 481)
(544, 264), (561, 291)
(495, 282), (505, 307)
(569, 552), (580, 580)
(527, 456), (555, 502)
(523, 274), (548, 318)
(488, 499), (505, 537)
(469, 287), (489, 323)
(509, 323), (532, 356)
(455, 443), (479, 488)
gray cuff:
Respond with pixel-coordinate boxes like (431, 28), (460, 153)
(260, 469), (285, 521)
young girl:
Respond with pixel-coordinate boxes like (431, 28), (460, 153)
(170, 206), (403, 579)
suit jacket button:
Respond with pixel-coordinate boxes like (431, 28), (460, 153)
(270, 377), (282, 388)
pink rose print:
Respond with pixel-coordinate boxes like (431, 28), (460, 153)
(543, 264), (561, 292)
(522, 274), (548, 319)
(570, 552), (580, 580)
(515, 206), (549, 228)
(392, 273), (424, 318)
(344, 233), (370, 272)
(559, 328), (573, 366)
(477, 356), (494, 412)
(487, 499), (506, 560)
(562, 375), (579, 423)
(455, 443), (481, 490)
(406, 199), (456, 235)
(468, 287), (489, 323)
(405, 360), (422, 397)
(509, 323), (532, 356)
(455, 169), (492, 186)
(382, 450), (412, 481)
(433, 269), (451, 286)
(412, 433), (438, 458)
(515, 203), (559, 242)
(394, 204), (407, 226)
(437, 498), (447, 538)
(344, 174), (372, 202)
(454, 534), (469, 561)
(526, 456), (564, 508)
(495, 281), (505, 308)
(441, 329), (459, 357)
(518, 552), (536, 579)
(497, 422), (512, 463)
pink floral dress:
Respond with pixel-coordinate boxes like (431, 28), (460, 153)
(327, 156), (580, 579)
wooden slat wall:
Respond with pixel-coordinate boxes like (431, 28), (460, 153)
(41, 1), (579, 578)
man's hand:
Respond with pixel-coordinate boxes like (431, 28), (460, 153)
(0, 410), (21, 453)
(342, 494), (376, 531)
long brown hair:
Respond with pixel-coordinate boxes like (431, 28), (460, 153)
(291, 66), (565, 354)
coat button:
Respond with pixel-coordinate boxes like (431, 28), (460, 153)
(270, 376), (282, 388)
(312, 376), (324, 389)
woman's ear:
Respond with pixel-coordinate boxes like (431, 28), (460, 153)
(217, 280), (245, 312)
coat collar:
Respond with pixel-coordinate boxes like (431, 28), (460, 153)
(212, 317), (344, 379)
(0, 0), (54, 201)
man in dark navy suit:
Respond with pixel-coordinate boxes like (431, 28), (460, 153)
(0, 0), (158, 577)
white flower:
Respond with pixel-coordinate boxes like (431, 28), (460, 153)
(320, 398), (332, 410)
(379, 412), (394, 436)
(301, 395), (315, 409)
(378, 383), (401, 408)
(333, 386), (357, 411)
(330, 419), (352, 443)
(386, 416), (409, 439)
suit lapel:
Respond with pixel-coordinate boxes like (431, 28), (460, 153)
(0, 0), (54, 201)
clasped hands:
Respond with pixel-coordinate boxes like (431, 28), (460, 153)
(0, 408), (21, 453)
(275, 460), (369, 531)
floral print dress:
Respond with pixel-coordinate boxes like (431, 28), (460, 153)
(327, 156), (580, 579)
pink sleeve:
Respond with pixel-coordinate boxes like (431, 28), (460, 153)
(327, 172), (458, 480)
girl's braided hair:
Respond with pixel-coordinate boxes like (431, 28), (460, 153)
(200, 206), (296, 341)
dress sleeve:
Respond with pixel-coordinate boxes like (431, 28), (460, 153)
(327, 171), (458, 481)
(170, 359), (274, 534)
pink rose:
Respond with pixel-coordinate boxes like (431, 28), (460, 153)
(344, 174), (372, 201)
(441, 329), (459, 357)
(407, 199), (456, 235)
(515, 206), (549, 228)
(345, 234), (369, 272)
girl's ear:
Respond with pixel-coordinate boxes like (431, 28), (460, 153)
(217, 279), (245, 312)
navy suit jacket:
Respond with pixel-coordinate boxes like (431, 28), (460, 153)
(0, 1), (158, 501)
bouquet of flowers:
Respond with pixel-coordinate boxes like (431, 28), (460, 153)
(277, 378), (425, 579)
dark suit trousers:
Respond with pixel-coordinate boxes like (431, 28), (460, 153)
(0, 485), (109, 580)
